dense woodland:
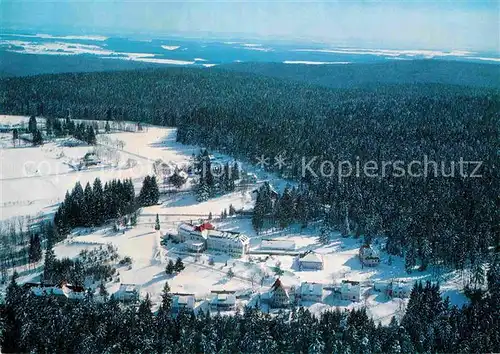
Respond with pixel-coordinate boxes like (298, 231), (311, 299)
(1, 263), (499, 353)
(2, 67), (496, 270)
(0, 65), (499, 352)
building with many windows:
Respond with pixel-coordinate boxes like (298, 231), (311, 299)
(176, 222), (249, 257)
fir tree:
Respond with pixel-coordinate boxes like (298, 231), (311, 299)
(165, 260), (175, 275)
(154, 214), (161, 231)
(32, 129), (43, 146)
(28, 115), (37, 133)
(28, 234), (42, 263)
(319, 227), (330, 245)
(12, 129), (19, 146)
(174, 257), (185, 273)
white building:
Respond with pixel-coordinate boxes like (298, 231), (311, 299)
(113, 284), (140, 302)
(206, 230), (250, 257)
(210, 291), (236, 311)
(339, 280), (361, 302)
(28, 282), (86, 300)
(359, 244), (380, 267)
(172, 293), (196, 313)
(387, 281), (412, 298)
(176, 223), (249, 257)
(260, 239), (296, 251)
(298, 282), (323, 303)
(297, 251), (323, 270)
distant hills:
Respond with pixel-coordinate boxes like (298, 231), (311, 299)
(218, 60), (500, 89)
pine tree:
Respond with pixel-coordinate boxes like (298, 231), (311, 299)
(229, 204), (236, 216)
(319, 227), (330, 245)
(168, 170), (186, 189)
(28, 234), (42, 263)
(160, 281), (172, 313)
(405, 246), (417, 273)
(32, 129), (43, 146)
(83, 182), (94, 226)
(12, 129), (19, 146)
(99, 282), (109, 301)
(165, 260), (175, 275)
(93, 178), (104, 225)
(43, 241), (57, 283)
(154, 214), (161, 231)
(471, 258), (485, 288)
(174, 257), (185, 273)
(28, 115), (37, 133)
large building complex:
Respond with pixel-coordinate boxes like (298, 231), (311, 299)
(176, 222), (250, 257)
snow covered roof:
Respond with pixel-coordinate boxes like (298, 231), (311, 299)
(118, 283), (139, 293)
(208, 230), (249, 244)
(172, 294), (195, 308)
(341, 280), (360, 291)
(299, 251), (323, 264)
(359, 245), (379, 258)
(270, 278), (285, 292)
(299, 282), (323, 296)
(211, 293), (236, 305)
(179, 223), (195, 232)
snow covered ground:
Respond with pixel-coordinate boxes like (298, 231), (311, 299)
(0, 115), (468, 323)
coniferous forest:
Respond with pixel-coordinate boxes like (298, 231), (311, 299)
(1, 266), (499, 353)
(0, 63), (499, 353)
(2, 67), (498, 270)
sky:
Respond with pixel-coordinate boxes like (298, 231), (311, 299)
(1, 1), (499, 52)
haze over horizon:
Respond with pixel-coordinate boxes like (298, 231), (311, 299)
(1, 0), (499, 52)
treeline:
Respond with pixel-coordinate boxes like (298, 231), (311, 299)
(194, 150), (240, 201)
(14, 115), (98, 146)
(177, 97), (499, 272)
(2, 263), (499, 353)
(46, 116), (98, 144)
(54, 176), (159, 236)
(253, 182), (322, 231)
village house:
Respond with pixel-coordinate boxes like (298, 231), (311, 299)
(25, 281), (86, 300)
(297, 251), (324, 270)
(298, 282), (323, 304)
(113, 283), (140, 302)
(172, 293), (196, 314)
(374, 280), (412, 298)
(269, 278), (290, 308)
(210, 290), (236, 312)
(260, 239), (296, 251)
(359, 244), (380, 267)
(82, 152), (101, 167)
(338, 280), (361, 302)
(206, 230), (250, 257)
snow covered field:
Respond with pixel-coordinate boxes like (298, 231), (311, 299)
(0, 115), (468, 323)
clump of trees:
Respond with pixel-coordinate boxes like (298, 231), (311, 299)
(165, 257), (185, 275)
(54, 178), (135, 236)
(43, 240), (119, 285)
(138, 175), (159, 206)
(194, 150), (240, 202)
